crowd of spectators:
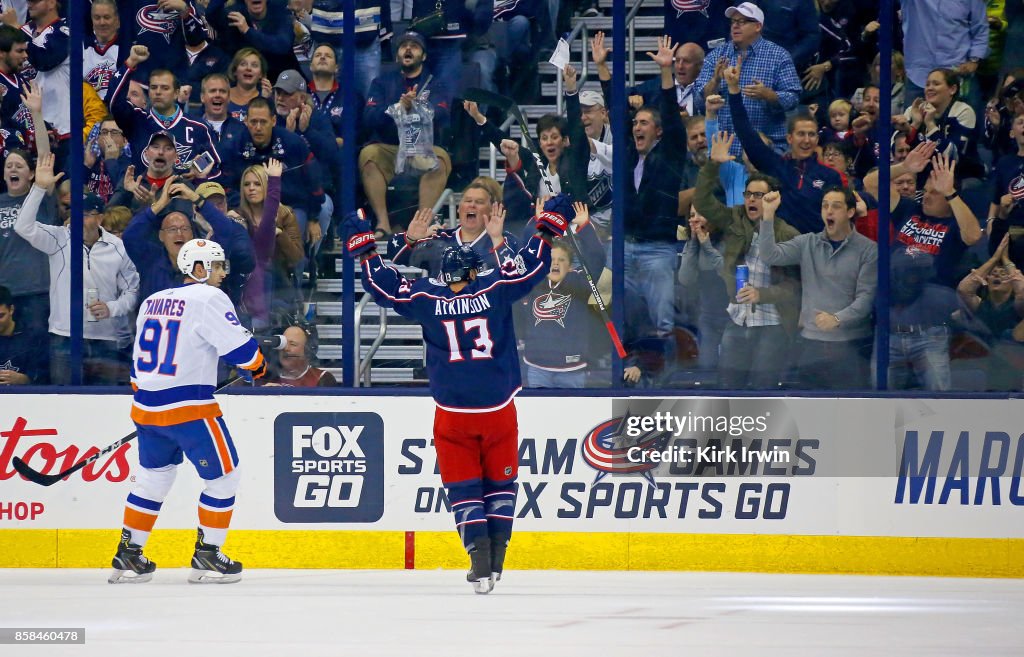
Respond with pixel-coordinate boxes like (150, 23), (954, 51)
(0, 0), (1022, 393)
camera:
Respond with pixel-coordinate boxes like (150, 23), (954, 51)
(258, 335), (287, 350)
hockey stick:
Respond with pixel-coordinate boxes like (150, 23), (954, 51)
(12, 376), (245, 487)
(464, 88), (627, 358)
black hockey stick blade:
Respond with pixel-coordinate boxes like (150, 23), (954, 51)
(462, 87), (515, 112)
(13, 430), (139, 486)
(12, 376), (244, 486)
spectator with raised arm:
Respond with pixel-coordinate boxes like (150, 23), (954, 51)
(621, 35), (689, 381)
(16, 154), (139, 385)
(757, 187), (877, 390)
(108, 45), (222, 181)
(219, 97), (326, 246)
(464, 62), (590, 231)
(0, 147), (56, 334)
(19, 0), (70, 151)
(724, 56), (844, 233)
(695, 131), (801, 389)
(123, 173), (255, 307)
(519, 201), (605, 388)
(235, 158), (304, 329)
(867, 143), (981, 390)
(386, 179), (518, 277)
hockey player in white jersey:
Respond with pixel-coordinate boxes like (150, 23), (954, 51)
(109, 239), (267, 584)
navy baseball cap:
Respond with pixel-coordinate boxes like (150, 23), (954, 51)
(146, 131), (174, 148)
(83, 193), (105, 214)
(398, 30), (427, 50)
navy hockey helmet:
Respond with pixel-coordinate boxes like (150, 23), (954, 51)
(439, 245), (483, 284)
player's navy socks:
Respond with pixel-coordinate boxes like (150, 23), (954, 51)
(483, 478), (516, 539)
(447, 480), (487, 551)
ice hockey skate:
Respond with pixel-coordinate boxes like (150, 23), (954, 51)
(490, 534), (509, 587)
(467, 536), (493, 594)
(188, 529), (242, 584)
(108, 528), (156, 584)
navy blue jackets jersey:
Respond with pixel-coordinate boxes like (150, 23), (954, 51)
(108, 66), (222, 179)
(0, 70), (34, 140)
(992, 153), (1024, 226)
(219, 127), (325, 216)
(729, 90), (846, 234)
(117, 1), (209, 79)
(364, 234), (551, 411)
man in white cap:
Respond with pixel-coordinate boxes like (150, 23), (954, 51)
(694, 2), (802, 154)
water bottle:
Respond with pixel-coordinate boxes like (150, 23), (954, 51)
(735, 265), (749, 299)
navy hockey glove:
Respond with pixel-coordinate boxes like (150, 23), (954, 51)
(536, 211), (569, 238)
(346, 231), (377, 258)
(543, 193), (576, 222)
(343, 209), (377, 257)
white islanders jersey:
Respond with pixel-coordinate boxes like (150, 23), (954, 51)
(130, 283), (263, 426)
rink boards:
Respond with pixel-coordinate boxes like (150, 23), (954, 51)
(1, 394), (1023, 577)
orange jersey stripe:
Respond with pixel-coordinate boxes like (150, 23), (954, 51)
(123, 507), (158, 533)
(130, 402), (222, 426)
(205, 418), (234, 475)
(240, 349), (265, 371)
(198, 506), (234, 529)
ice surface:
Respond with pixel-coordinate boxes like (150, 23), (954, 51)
(0, 569), (1020, 656)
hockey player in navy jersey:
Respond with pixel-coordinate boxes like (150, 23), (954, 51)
(347, 200), (568, 593)
(109, 238), (267, 585)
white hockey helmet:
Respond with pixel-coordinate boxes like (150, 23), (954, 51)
(177, 238), (226, 283)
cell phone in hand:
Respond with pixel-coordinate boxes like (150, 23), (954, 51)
(191, 152), (214, 173)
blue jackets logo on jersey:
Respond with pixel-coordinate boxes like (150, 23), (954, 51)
(273, 412), (385, 523)
(580, 416), (672, 485)
(137, 6), (179, 42)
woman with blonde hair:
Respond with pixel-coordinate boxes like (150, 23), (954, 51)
(236, 159), (304, 329)
(227, 48), (271, 121)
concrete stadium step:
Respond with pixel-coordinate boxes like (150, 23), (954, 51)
(568, 36), (661, 53)
(318, 344), (424, 361)
(333, 258), (425, 277)
(572, 15), (665, 31)
(314, 301), (405, 320)
(324, 367), (421, 383)
(316, 324), (423, 341)
(597, 0), (661, 8)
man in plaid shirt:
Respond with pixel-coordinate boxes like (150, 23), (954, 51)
(694, 2), (801, 155)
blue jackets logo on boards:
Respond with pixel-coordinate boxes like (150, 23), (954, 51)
(580, 416), (671, 485)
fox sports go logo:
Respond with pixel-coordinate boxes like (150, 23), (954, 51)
(274, 413), (384, 523)
(292, 424), (367, 507)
